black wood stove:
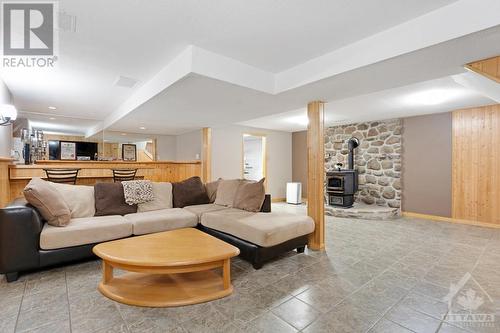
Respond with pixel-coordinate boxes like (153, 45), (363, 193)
(326, 137), (359, 208)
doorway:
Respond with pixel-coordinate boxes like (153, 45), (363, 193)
(242, 134), (266, 181)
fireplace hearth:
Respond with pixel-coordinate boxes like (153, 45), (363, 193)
(326, 137), (359, 208)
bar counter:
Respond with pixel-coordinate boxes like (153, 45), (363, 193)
(8, 160), (202, 202)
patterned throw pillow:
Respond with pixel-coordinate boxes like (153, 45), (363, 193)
(122, 180), (154, 205)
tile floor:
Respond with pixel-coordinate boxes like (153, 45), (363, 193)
(1, 203), (500, 333)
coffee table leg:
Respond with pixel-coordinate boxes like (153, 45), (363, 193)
(103, 261), (113, 284)
(222, 259), (230, 290)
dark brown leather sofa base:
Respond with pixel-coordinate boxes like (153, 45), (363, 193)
(197, 224), (308, 269)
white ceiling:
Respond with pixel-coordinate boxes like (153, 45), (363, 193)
(1, 0), (500, 136)
(112, 24), (500, 135)
(239, 77), (495, 132)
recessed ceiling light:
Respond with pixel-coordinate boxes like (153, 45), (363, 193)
(121, 133), (127, 136)
(48, 106), (56, 110)
(139, 126), (146, 130)
(403, 89), (462, 106)
(49, 117), (56, 120)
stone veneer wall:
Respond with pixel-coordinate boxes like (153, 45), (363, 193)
(324, 119), (403, 209)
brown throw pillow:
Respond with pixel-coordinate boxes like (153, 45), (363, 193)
(205, 178), (221, 203)
(94, 182), (137, 216)
(172, 176), (210, 208)
(233, 178), (266, 212)
(23, 178), (71, 227)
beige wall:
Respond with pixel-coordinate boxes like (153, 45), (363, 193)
(0, 79), (13, 158)
(176, 130), (201, 161)
(212, 125), (292, 199)
(402, 112), (452, 217)
(292, 130), (307, 197)
(155, 135), (177, 160)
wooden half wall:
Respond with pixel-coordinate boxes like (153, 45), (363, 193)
(452, 105), (500, 224)
(3, 160), (201, 206)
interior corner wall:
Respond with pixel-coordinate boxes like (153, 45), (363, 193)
(176, 130), (202, 161)
(402, 112), (452, 217)
(211, 125), (292, 199)
(0, 79), (13, 157)
(292, 130), (308, 196)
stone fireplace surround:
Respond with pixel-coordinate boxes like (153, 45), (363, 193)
(324, 119), (402, 210)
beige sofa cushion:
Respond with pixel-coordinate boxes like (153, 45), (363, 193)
(125, 208), (197, 235)
(183, 203), (229, 219)
(205, 179), (221, 203)
(24, 178), (71, 227)
(214, 179), (242, 207)
(137, 182), (173, 212)
(201, 209), (315, 247)
(49, 182), (95, 218)
(40, 215), (132, 250)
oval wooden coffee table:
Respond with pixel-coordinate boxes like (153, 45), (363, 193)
(93, 228), (240, 307)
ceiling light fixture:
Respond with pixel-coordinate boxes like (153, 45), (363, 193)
(403, 89), (462, 106)
(48, 106), (57, 110)
(49, 117), (56, 120)
(0, 104), (17, 126)
(139, 126), (146, 130)
(121, 133), (127, 136)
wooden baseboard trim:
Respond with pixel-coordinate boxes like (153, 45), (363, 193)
(402, 211), (500, 229)
(271, 197), (286, 203)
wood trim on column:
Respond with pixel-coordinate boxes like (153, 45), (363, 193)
(202, 128), (212, 183)
(307, 101), (325, 250)
(0, 158), (13, 208)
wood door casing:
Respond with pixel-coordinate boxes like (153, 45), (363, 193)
(452, 105), (500, 224)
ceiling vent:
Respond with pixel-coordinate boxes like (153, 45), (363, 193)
(114, 76), (139, 88)
(59, 12), (77, 32)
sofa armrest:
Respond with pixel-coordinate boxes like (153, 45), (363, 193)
(0, 199), (43, 274)
(260, 194), (271, 213)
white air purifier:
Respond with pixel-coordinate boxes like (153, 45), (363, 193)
(286, 182), (302, 204)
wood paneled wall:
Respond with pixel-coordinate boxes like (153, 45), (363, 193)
(452, 105), (500, 224)
(466, 56), (500, 83)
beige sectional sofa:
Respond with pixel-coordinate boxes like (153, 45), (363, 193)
(0, 178), (315, 281)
